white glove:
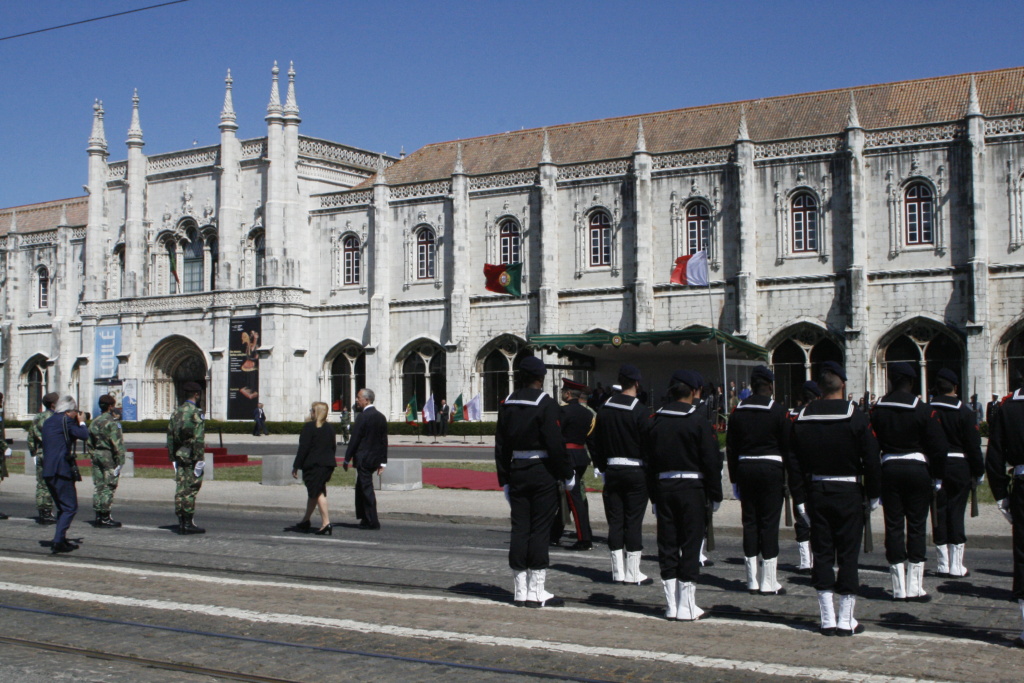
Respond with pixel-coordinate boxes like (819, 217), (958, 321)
(997, 499), (1013, 524)
(113, 465), (122, 477)
(651, 503), (657, 516)
(711, 501), (721, 513)
(564, 476), (576, 491)
(796, 503), (810, 526)
(32, 456), (38, 468)
(975, 475), (985, 485)
(595, 469), (605, 484)
(869, 498), (881, 511)
(503, 484), (511, 505)
(172, 461), (177, 472)
(3, 448), (10, 459)
(193, 461), (205, 477)
(732, 483), (741, 500)
(933, 479), (942, 492)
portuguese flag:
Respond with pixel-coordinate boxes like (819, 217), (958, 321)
(451, 394), (464, 422)
(405, 396), (418, 425)
(483, 262), (522, 296)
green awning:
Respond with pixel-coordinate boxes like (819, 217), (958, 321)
(528, 325), (768, 360)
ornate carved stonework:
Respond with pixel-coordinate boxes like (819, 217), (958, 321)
(1009, 160), (1024, 251)
(558, 159), (631, 181)
(653, 148), (730, 170)
(298, 137), (391, 172)
(390, 181), (452, 200)
(669, 179), (721, 270)
(865, 123), (963, 149)
(82, 287), (306, 316)
(240, 138), (267, 161)
(318, 190), (373, 209)
(986, 116), (1024, 139)
(469, 170), (538, 191)
(885, 161), (947, 258)
(773, 173), (831, 264)
(106, 162), (127, 182)
(572, 193), (621, 278)
(484, 200), (531, 285)
(147, 147), (219, 173)
(754, 136), (843, 161)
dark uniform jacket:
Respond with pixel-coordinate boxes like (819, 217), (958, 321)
(560, 399), (595, 469)
(588, 393), (649, 472)
(929, 395), (984, 479)
(789, 399), (882, 504)
(986, 388), (1024, 501)
(293, 422), (338, 470)
(495, 388), (572, 487)
(646, 401), (723, 502)
(870, 390), (948, 480)
(725, 395), (792, 482)
(344, 405), (388, 470)
(41, 413), (90, 479)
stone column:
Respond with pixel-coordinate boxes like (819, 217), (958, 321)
(367, 159), (392, 416)
(632, 120), (655, 332)
(733, 108), (758, 338)
(845, 94), (871, 395)
(537, 130), (559, 334)
(217, 70), (242, 290)
(964, 76), (992, 400)
(85, 101), (108, 301)
(447, 143), (472, 404)
(264, 63), (286, 287)
(282, 62), (302, 288)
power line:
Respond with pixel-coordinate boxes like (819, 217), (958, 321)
(0, 0), (191, 42)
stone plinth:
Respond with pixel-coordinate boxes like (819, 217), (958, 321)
(374, 459), (422, 491)
(262, 455), (300, 486)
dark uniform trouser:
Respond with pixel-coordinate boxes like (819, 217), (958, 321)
(881, 461), (932, 564)
(355, 465), (379, 527)
(549, 458), (593, 544)
(737, 461), (785, 559)
(509, 460), (559, 571)
(44, 475), (77, 544)
(794, 508), (811, 543)
(1012, 480), (1024, 600)
(809, 481), (863, 595)
(602, 467), (648, 552)
(933, 458), (970, 546)
(655, 479), (706, 582)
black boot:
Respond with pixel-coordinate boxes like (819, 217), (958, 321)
(95, 513), (122, 528)
(181, 514), (205, 535)
(0, 511), (8, 520)
(38, 509), (57, 525)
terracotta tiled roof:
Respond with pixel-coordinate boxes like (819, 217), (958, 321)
(0, 196), (88, 236)
(361, 66), (1024, 188)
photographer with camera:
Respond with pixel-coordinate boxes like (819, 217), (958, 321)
(41, 395), (90, 553)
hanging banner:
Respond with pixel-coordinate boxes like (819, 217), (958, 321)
(94, 326), (121, 380)
(121, 379), (138, 421)
(228, 316), (261, 420)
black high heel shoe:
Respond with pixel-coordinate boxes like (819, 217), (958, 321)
(295, 520), (312, 532)
(314, 524), (333, 536)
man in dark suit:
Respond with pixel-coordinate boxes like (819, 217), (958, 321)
(344, 388), (388, 530)
(438, 399), (451, 437)
(252, 403), (268, 436)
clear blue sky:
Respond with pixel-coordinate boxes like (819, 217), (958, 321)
(1, 0), (1021, 208)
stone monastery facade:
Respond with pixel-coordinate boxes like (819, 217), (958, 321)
(2, 64), (1024, 420)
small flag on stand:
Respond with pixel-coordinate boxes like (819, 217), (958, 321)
(405, 396), (419, 425)
(451, 394), (465, 422)
(483, 262), (522, 296)
(670, 250), (709, 286)
(422, 394), (436, 423)
(467, 393), (483, 421)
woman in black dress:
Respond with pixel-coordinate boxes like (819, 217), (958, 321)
(292, 402), (337, 534)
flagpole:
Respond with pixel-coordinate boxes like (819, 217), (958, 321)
(704, 261), (726, 414)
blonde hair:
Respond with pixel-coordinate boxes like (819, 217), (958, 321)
(310, 402), (328, 428)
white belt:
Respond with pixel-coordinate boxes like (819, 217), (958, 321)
(739, 455), (783, 463)
(660, 471), (703, 480)
(607, 457), (643, 467)
(881, 452), (927, 464)
(946, 452), (965, 459)
(1014, 465), (1024, 477)
(811, 475), (858, 483)
(512, 450), (548, 460)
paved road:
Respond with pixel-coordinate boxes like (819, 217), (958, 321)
(0, 499), (1020, 682)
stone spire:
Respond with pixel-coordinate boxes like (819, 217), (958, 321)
(220, 69), (237, 129)
(736, 104), (750, 142)
(59, 203), (68, 227)
(374, 154), (387, 184)
(453, 141), (465, 175)
(9, 209), (16, 232)
(126, 89), (144, 145)
(266, 61), (282, 118)
(846, 91), (861, 129)
(283, 61), (300, 120)
(540, 128), (552, 164)
(966, 74), (982, 117)
(88, 99), (107, 153)
(399, 146), (405, 159)
(634, 118), (647, 153)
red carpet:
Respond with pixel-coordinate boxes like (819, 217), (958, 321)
(423, 467), (501, 491)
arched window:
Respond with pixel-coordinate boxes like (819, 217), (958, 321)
(416, 228), (436, 280)
(791, 193), (818, 253)
(482, 350), (511, 412)
(589, 211), (611, 266)
(183, 227), (204, 293)
(27, 365), (44, 414)
(499, 219), (521, 265)
(905, 183), (934, 245)
(254, 234), (266, 287)
(686, 203), (710, 255)
(402, 353), (427, 407)
(343, 235), (361, 285)
(330, 349), (366, 411)
(37, 267), (49, 309)
(115, 245), (125, 297)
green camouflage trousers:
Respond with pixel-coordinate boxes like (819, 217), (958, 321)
(34, 456), (54, 511)
(91, 450), (120, 514)
(174, 458), (204, 516)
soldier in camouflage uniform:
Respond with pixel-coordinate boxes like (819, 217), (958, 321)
(0, 429), (9, 520)
(168, 381), (206, 534)
(27, 392), (59, 525)
(89, 394), (126, 528)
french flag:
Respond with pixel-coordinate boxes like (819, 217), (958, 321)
(670, 250), (709, 286)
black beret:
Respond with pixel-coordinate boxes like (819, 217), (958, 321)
(751, 365), (775, 383)
(671, 369), (703, 390)
(936, 368), (959, 386)
(182, 381), (203, 394)
(98, 394), (117, 407)
(888, 362), (916, 381)
(802, 380), (822, 398)
(618, 364), (642, 382)
(821, 360), (847, 382)
(519, 356), (546, 377)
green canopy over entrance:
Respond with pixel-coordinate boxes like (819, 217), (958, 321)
(527, 325), (768, 360)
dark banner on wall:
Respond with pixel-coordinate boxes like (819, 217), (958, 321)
(228, 316), (261, 420)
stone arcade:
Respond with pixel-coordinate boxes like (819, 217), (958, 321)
(2, 65), (1024, 420)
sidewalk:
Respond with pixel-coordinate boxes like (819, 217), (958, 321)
(0, 472), (1012, 548)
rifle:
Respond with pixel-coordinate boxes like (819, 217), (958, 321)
(863, 496), (873, 553)
(930, 489), (940, 543)
(970, 479), (980, 518)
(784, 483), (793, 527)
(706, 499), (716, 552)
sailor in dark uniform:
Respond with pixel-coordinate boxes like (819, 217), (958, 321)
(648, 369), (723, 620)
(871, 362), (948, 601)
(589, 364), (653, 585)
(550, 378), (596, 551)
(727, 365), (793, 595)
(790, 361), (881, 636)
(788, 380), (822, 573)
(985, 370), (1024, 648)
(495, 355), (574, 607)
(929, 368), (984, 578)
